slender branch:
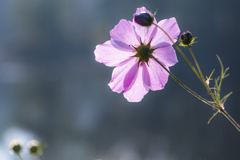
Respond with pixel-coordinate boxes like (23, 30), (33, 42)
(152, 22), (240, 132)
(221, 109), (240, 132)
(17, 154), (23, 160)
(187, 46), (220, 106)
(148, 53), (216, 108)
(187, 45), (205, 81)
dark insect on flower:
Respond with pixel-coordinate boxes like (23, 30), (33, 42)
(134, 12), (154, 27)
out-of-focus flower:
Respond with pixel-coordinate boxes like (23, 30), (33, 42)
(179, 30), (197, 47)
(27, 140), (43, 156)
(133, 12), (154, 27)
(94, 7), (180, 102)
(9, 140), (22, 154)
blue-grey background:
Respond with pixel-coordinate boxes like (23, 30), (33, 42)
(0, 0), (240, 160)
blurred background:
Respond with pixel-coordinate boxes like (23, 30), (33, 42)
(0, 0), (240, 159)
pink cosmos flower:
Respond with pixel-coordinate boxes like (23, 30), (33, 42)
(94, 7), (180, 102)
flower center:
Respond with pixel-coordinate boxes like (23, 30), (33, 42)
(132, 39), (157, 66)
(139, 46), (151, 58)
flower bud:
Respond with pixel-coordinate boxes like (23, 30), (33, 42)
(180, 31), (192, 44)
(134, 12), (154, 27)
(179, 30), (197, 47)
(27, 140), (43, 156)
(9, 140), (22, 154)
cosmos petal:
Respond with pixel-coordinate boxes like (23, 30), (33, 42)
(153, 44), (178, 67)
(110, 19), (140, 46)
(94, 40), (134, 67)
(108, 57), (137, 93)
(123, 60), (139, 91)
(146, 59), (170, 91)
(151, 17), (180, 46)
(123, 62), (149, 102)
(142, 62), (151, 88)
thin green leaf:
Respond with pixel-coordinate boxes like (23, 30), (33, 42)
(209, 69), (215, 79)
(221, 92), (233, 105)
(224, 73), (230, 79)
(216, 54), (224, 77)
(208, 110), (220, 124)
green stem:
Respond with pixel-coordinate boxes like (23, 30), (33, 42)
(221, 109), (240, 132)
(148, 53), (216, 108)
(187, 46), (220, 106)
(17, 153), (23, 160)
(187, 45), (205, 81)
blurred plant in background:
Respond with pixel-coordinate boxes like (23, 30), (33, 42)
(9, 140), (22, 158)
(10, 139), (44, 160)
